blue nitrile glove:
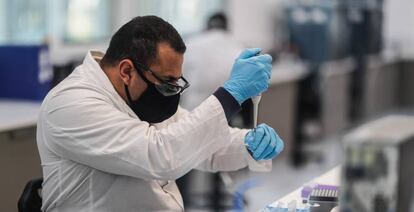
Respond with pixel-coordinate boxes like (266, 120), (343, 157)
(244, 124), (284, 160)
(223, 48), (273, 105)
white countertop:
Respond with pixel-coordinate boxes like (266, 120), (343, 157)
(270, 60), (308, 85)
(0, 99), (42, 132)
(269, 166), (341, 207)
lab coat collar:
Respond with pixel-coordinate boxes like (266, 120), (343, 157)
(82, 50), (138, 119)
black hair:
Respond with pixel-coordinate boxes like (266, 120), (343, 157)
(101, 16), (186, 67)
(207, 12), (227, 31)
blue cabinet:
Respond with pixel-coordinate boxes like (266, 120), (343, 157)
(0, 45), (53, 101)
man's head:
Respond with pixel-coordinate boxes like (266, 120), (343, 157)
(101, 15), (187, 101)
(101, 16), (187, 123)
(207, 12), (228, 31)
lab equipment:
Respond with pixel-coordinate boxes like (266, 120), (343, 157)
(342, 115), (414, 212)
(260, 183), (339, 212)
(302, 184), (338, 212)
(260, 200), (310, 212)
(309, 185), (338, 203)
(286, 4), (331, 65)
(223, 48), (272, 105)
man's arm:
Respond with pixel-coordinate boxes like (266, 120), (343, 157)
(170, 106), (271, 173)
(195, 127), (272, 172)
(42, 88), (234, 181)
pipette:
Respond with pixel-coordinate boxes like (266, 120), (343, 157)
(245, 52), (264, 148)
(252, 95), (262, 130)
(245, 95), (262, 149)
(252, 51), (263, 131)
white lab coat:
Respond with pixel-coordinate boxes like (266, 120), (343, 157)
(36, 51), (271, 212)
(182, 30), (244, 110)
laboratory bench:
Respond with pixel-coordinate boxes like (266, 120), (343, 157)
(319, 58), (355, 136)
(269, 166), (341, 208)
(400, 60), (414, 107)
(0, 100), (41, 132)
(0, 99), (42, 212)
(363, 51), (402, 119)
(262, 114), (414, 211)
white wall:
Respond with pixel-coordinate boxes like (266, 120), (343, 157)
(45, 0), (145, 65)
(227, 0), (285, 52)
(46, 0), (113, 65)
(112, 0), (142, 31)
(383, 0), (414, 59)
(47, 0), (225, 65)
(0, 0), (6, 42)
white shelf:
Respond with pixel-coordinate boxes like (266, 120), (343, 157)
(0, 99), (41, 133)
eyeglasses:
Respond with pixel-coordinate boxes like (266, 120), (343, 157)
(131, 59), (190, 96)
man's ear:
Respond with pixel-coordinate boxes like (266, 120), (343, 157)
(118, 59), (135, 85)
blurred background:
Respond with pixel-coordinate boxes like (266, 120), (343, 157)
(1, 0), (414, 211)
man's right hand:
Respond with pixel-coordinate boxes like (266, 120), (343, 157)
(223, 48), (272, 105)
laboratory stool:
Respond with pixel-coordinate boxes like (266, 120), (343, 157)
(18, 178), (43, 212)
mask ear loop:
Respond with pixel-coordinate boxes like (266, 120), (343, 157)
(125, 61), (153, 105)
(124, 84), (134, 105)
(134, 62), (154, 86)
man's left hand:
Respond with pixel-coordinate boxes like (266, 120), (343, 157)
(244, 124), (284, 160)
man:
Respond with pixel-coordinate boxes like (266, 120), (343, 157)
(182, 12), (244, 111)
(180, 12), (253, 209)
(37, 16), (283, 211)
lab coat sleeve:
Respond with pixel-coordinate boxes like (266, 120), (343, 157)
(173, 107), (272, 172)
(195, 127), (272, 172)
(42, 89), (234, 181)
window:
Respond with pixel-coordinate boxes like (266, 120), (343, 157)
(0, 0), (224, 45)
(0, 0), (112, 45)
(136, 0), (225, 35)
(63, 0), (111, 43)
(0, 0), (48, 44)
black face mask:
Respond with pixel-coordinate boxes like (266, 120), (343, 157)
(125, 82), (180, 124)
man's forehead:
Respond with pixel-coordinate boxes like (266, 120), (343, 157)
(156, 43), (183, 61)
(151, 43), (183, 79)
